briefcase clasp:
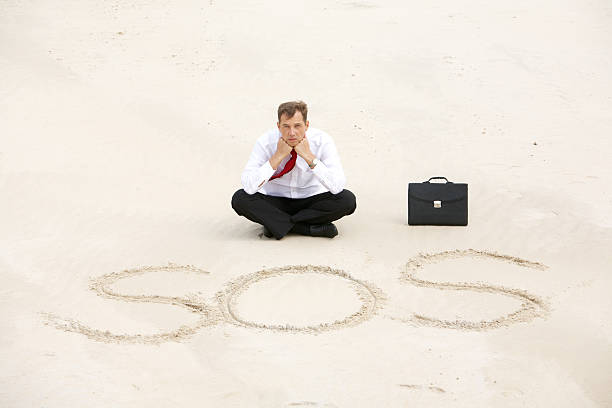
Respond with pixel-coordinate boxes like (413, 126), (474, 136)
(433, 200), (442, 208)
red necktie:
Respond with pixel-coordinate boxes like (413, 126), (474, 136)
(269, 150), (297, 181)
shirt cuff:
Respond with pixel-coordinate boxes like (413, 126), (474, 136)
(311, 159), (327, 176)
(258, 160), (275, 184)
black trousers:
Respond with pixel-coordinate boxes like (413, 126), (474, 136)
(231, 189), (356, 239)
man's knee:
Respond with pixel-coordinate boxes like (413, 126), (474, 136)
(336, 189), (357, 215)
(231, 189), (249, 214)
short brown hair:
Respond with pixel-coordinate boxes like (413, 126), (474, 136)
(277, 101), (308, 122)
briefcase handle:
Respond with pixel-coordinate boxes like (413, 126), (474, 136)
(424, 176), (453, 184)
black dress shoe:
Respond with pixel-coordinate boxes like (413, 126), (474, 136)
(309, 223), (338, 238)
(262, 226), (273, 238)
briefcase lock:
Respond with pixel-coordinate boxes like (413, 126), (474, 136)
(433, 200), (442, 208)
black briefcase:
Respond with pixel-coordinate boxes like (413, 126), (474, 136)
(408, 177), (468, 226)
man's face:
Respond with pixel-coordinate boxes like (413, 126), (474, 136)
(277, 111), (309, 147)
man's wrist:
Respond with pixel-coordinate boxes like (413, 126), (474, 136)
(269, 155), (282, 170)
(302, 152), (314, 165)
(308, 157), (318, 169)
(270, 151), (288, 170)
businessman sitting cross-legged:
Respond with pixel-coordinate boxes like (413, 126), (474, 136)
(231, 100), (356, 240)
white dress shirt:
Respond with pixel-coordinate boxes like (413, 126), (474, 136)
(241, 127), (346, 198)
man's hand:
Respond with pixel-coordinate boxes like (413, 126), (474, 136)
(294, 136), (316, 166)
(269, 137), (293, 170)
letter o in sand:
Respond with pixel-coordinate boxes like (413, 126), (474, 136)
(217, 265), (384, 333)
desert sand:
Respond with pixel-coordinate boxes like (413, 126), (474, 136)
(1, 0), (612, 406)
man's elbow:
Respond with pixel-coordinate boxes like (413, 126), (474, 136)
(242, 185), (257, 195)
(241, 179), (257, 195)
(329, 182), (346, 195)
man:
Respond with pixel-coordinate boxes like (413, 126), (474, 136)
(231, 101), (356, 239)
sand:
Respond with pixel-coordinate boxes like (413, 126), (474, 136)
(1, 0), (612, 407)
(217, 265), (384, 333)
(394, 249), (549, 330)
(42, 263), (222, 344)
